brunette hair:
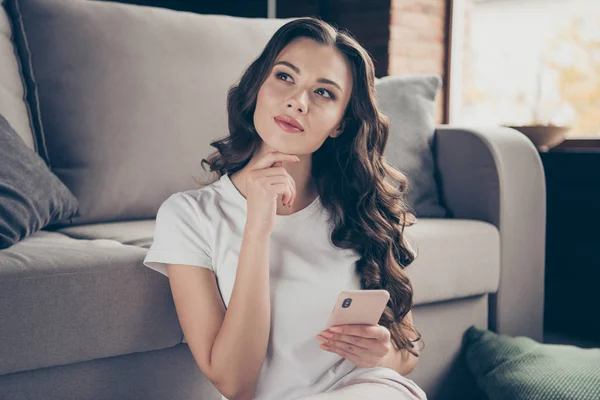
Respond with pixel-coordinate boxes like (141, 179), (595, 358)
(199, 17), (424, 356)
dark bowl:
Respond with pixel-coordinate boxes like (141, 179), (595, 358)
(505, 125), (571, 151)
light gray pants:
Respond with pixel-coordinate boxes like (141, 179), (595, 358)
(295, 376), (428, 400)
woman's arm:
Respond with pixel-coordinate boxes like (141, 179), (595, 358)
(209, 228), (272, 399)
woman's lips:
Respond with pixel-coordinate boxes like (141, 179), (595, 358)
(274, 117), (304, 133)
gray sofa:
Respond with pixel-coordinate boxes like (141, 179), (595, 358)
(0, 0), (546, 399)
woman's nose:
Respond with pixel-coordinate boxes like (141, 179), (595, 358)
(287, 103), (304, 113)
(287, 93), (308, 114)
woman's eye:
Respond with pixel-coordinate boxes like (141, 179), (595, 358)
(315, 88), (335, 100)
(276, 72), (292, 82)
(275, 72), (335, 100)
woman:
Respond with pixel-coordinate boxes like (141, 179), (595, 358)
(143, 17), (426, 400)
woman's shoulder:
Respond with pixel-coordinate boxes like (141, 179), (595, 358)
(159, 175), (226, 217)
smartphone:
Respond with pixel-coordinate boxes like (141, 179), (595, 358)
(326, 289), (390, 328)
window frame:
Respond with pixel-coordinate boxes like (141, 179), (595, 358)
(446, 0), (600, 150)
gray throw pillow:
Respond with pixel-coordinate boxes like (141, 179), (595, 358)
(375, 74), (448, 218)
(0, 113), (79, 249)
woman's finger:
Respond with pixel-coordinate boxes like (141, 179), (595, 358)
(327, 339), (370, 358)
(322, 341), (379, 368)
(323, 333), (375, 350)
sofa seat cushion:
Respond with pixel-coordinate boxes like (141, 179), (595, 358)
(0, 231), (182, 376)
(55, 220), (155, 249)
(57, 217), (500, 306)
(405, 218), (500, 305)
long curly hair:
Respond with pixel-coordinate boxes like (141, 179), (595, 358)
(199, 17), (424, 356)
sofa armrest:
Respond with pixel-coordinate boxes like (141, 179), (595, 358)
(433, 125), (546, 342)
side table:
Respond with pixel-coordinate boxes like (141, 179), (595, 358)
(539, 147), (600, 343)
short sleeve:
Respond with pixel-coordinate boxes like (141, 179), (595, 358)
(143, 192), (213, 276)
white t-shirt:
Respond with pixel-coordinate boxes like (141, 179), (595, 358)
(143, 173), (414, 400)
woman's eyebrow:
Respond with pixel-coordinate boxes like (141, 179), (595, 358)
(274, 60), (344, 93)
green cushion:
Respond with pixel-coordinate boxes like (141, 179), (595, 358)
(464, 326), (600, 400)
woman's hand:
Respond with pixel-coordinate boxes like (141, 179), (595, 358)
(244, 151), (299, 235)
(315, 324), (392, 368)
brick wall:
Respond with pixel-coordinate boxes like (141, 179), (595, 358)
(389, 0), (449, 123)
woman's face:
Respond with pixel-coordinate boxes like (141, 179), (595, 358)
(253, 38), (353, 156)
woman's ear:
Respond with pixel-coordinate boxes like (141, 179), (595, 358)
(332, 119), (346, 139)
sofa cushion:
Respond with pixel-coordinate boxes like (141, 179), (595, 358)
(464, 326), (600, 400)
(6, 0), (291, 225)
(376, 74), (448, 218)
(0, 113), (79, 249)
(56, 218), (500, 306)
(55, 219), (155, 249)
(0, 0), (35, 150)
(0, 230), (182, 375)
(405, 218), (500, 305)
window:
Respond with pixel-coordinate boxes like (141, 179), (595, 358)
(449, 0), (600, 139)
